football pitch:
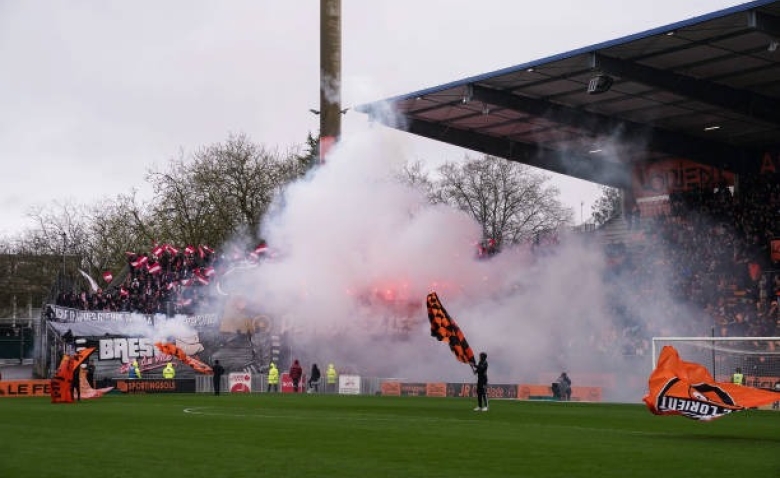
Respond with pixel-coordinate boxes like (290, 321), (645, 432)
(1, 394), (778, 478)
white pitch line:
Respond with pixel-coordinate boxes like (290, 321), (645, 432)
(183, 406), (484, 423)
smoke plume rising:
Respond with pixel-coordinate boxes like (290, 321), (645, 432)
(202, 123), (667, 403)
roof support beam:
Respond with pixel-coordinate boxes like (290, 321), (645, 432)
(469, 84), (749, 171)
(403, 117), (632, 188)
(591, 53), (780, 126)
(748, 10), (780, 38)
(472, 84), (622, 133)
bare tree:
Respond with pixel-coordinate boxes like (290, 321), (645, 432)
(82, 191), (153, 276)
(0, 133), (313, 306)
(591, 185), (623, 227)
(147, 133), (307, 247)
(395, 160), (436, 200)
(434, 155), (573, 246)
(10, 191), (160, 294)
(11, 201), (95, 295)
(0, 235), (61, 315)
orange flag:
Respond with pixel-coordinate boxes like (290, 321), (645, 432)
(155, 342), (213, 374)
(426, 292), (475, 365)
(643, 346), (780, 420)
(50, 347), (95, 404)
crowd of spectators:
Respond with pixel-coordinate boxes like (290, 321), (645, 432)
(54, 243), (269, 316)
(599, 173), (780, 358)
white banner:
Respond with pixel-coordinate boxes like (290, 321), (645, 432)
(50, 305), (219, 327)
(338, 374), (361, 395)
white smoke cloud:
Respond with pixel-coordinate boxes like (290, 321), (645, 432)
(186, 90), (718, 405)
(120, 315), (203, 346)
(320, 74), (341, 105)
(201, 122), (652, 402)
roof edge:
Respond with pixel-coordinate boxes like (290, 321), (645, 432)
(356, 0), (778, 112)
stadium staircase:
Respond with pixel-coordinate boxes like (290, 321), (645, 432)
(209, 331), (276, 375)
(595, 215), (646, 246)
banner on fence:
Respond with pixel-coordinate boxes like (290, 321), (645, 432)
(338, 374), (361, 395)
(229, 372), (252, 393)
(0, 380), (51, 397)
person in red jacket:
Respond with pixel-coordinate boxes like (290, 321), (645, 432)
(289, 359), (303, 393)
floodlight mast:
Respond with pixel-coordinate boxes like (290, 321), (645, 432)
(320, 0), (341, 163)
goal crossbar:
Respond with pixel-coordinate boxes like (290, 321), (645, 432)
(651, 337), (780, 382)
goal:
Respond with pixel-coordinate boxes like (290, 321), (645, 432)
(651, 336), (780, 390)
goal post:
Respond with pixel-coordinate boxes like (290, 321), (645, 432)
(651, 336), (780, 389)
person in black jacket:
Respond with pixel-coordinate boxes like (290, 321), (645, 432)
(85, 361), (96, 389)
(308, 363), (321, 393)
(556, 372), (572, 401)
(71, 361), (81, 402)
(212, 360), (225, 396)
(472, 352), (489, 411)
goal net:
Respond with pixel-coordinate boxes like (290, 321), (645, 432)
(651, 337), (780, 390)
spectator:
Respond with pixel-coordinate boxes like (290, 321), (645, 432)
(128, 359), (141, 379)
(308, 363), (321, 393)
(86, 361), (96, 388)
(289, 359), (303, 393)
(212, 360), (225, 396)
(71, 360), (81, 402)
(554, 372), (572, 401)
(326, 363), (338, 393)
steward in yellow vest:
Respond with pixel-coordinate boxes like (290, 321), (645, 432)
(326, 363), (338, 393)
(267, 363), (279, 392)
(162, 362), (176, 379)
(732, 368), (744, 385)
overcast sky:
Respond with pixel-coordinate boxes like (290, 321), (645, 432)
(0, 0), (749, 237)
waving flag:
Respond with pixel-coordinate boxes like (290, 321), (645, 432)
(155, 342), (213, 374)
(426, 292), (475, 365)
(78, 370), (113, 399)
(193, 269), (210, 285)
(644, 346), (780, 421)
(78, 270), (99, 292)
(199, 245), (214, 259)
(51, 347), (96, 404)
(131, 255), (148, 268)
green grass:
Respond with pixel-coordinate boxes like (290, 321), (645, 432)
(1, 394), (778, 478)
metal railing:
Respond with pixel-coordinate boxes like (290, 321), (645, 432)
(194, 374), (383, 395)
